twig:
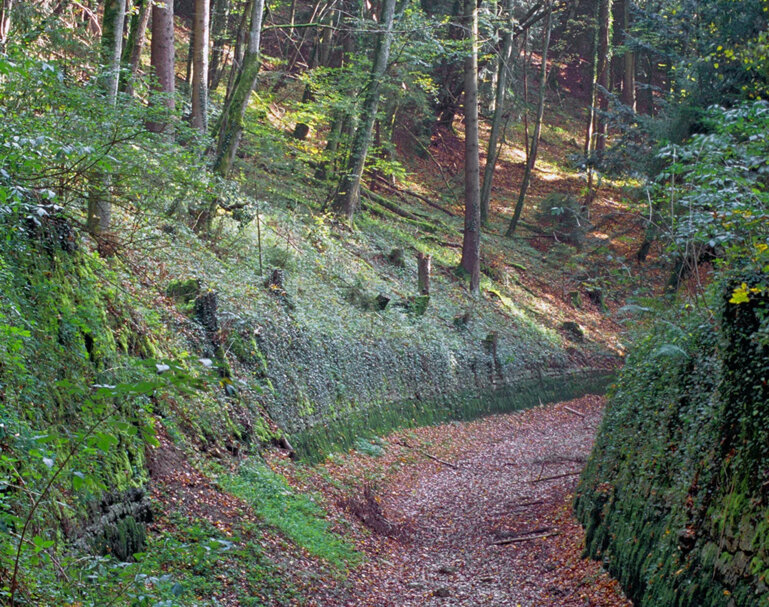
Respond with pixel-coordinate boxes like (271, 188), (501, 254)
(564, 406), (585, 418)
(530, 471), (581, 483)
(493, 531), (559, 545)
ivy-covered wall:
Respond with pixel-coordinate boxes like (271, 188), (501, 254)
(575, 274), (769, 607)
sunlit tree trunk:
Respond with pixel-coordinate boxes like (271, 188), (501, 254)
(506, 3), (553, 238)
(480, 0), (515, 226)
(208, 0), (231, 90)
(0, 0), (14, 51)
(148, 0), (176, 133)
(122, 0), (151, 96)
(460, 0), (480, 295)
(595, 0), (613, 154)
(100, 0), (126, 104)
(88, 0), (125, 236)
(191, 0), (210, 131)
(213, 0), (264, 176)
(333, 0), (398, 220)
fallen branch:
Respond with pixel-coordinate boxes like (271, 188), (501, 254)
(370, 173), (457, 217)
(564, 406), (585, 418)
(530, 471), (581, 483)
(396, 440), (458, 470)
(493, 531), (559, 545)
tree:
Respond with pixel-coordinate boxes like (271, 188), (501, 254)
(191, 0), (210, 131)
(0, 0), (13, 51)
(460, 0), (480, 295)
(213, 0), (264, 176)
(506, 1), (553, 238)
(100, 0), (126, 104)
(88, 0), (126, 236)
(122, 0), (152, 97)
(620, 0), (635, 110)
(332, 0), (399, 220)
(479, 0), (516, 226)
(208, 0), (231, 90)
(148, 0), (176, 133)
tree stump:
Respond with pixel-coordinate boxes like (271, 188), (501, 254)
(417, 252), (432, 295)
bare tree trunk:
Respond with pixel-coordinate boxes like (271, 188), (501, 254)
(0, 0), (14, 51)
(460, 0), (480, 295)
(191, 0), (210, 131)
(213, 0), (264, 176)
(148, 0), (176, 133)
(480, 0), (515, 226)
(208, 0), (230, 90)
(88, 0), (125, 236)
(122, 0), (151, 96)
(595, 0), (613, 154)
(222, 0), (252, 121)
(332, 0), (398, 221)
(621, 0), (635, 110)
(506, 3), (553, 238)
(100, 0), (126, 103)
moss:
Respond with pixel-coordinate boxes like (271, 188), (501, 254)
(293, 371), (614, 461)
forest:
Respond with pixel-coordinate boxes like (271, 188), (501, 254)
(0, 0), (767, 605)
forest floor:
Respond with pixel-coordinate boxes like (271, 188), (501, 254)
(266, 395), (632, 607)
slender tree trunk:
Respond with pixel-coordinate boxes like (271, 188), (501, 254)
(332, 0), (398, 221)
(506, 3), (553, 238)
(191, 0), (210, 131)
(88, 0), (125, 236)
(122, 0), (151, 96)
(222, 0), (252, 119)
(213, 0), (264, 176)
(595, 0), (613, 154)
(208, 0), (230, 90)
(0, 0), (14, 51)
(480, 0), (515, 226)
(100, 0), (126, 104)
(185, 17), (195, 86)
(621, 0), (635, 110)
(460, 0), (480, 295)
(148, 0), (176, 133)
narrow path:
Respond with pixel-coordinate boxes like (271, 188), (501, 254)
(300, 395), (630, 607)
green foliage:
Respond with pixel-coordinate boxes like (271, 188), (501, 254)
(220, 460), (360, 569)
(655, 101), (769, 280)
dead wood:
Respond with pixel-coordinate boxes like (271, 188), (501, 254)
(396, 440), (459, 469)
(564, 406), (585, 418)
(493, 531), (559, 546)
(530, 471), (581, 483)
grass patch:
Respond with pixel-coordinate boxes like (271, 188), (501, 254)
(221, 460), (360, 569)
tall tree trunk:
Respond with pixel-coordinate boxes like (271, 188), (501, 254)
(479, 0), (515, 226)
(221, 0), (252, 122)
(208, 0), (230, 90)
(122, 0), (151, 96)
(191, 0), (210, 131)
(148, 0), (176, 133)
(0, 0), (14, 51)
(506, 2), (553, 238)
(332, 0), (398, 221)
(100, 0), (126, 104)
(213, 0), (264, 176)
(434, 0), (465, 131)
(88, 0), (125, 236)
(621, 0), (635, 110)
(460, 0), (480, 295)
(595, 0), (613, 154)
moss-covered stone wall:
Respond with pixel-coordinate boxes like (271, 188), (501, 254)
(575, 274), (769, 607)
